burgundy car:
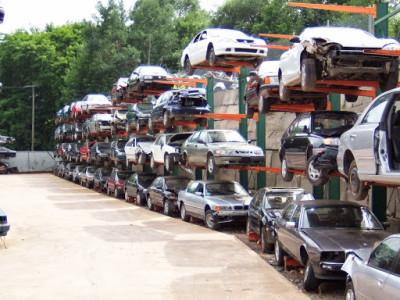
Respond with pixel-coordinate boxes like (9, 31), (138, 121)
(105, 168), (131, 198)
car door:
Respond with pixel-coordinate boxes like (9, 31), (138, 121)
(184, 132), (201, 164)
(383, 251), (400, 299)
(151, 93), (165, 123)
(192, 131), (209, 165)
(152, 135), (165, 164)
(187, 32), (205, 65)
(347, 94), (391, 176)
(276, 203), (300, 259)
(248, 189), (265, 234)
(180, 182), (200, 215)
(279, 38), (303, 86)
(125, 138), (135, 162)
(108, 170), (116, 192)
(149, 177), (164, 206)
(357, 236), (400, 300)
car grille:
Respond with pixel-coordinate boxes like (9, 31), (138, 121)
(100, 121), (110, 125)
(236, 39), (254, 43)
(321, 251), (345, 263)
(234, 48), (258, 53)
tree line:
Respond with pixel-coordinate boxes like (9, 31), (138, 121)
(0, 0), (392, 150)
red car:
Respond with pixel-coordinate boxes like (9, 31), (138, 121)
(79, 142), (95, 162)
(105, 168), (131, 198)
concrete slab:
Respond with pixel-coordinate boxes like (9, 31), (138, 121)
(0, 174), (309, 299)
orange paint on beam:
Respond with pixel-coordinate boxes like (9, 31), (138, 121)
(287, 2), (377, 18)
(363, 49), (400, 56)
(257, 45), (291, 50)
(259, 33), (295, 39)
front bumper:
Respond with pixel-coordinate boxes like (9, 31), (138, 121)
(214, 155), (264, 166)
(313, 260), (346, 280)
(312, 146), (338, 171)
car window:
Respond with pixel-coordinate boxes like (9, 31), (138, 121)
(362, 94), (391, 124)
(291, 206), (301, 226)
(188, 132), (200, 143)
(138, 174), (157, 186)
(369, 237), (400, 272)
(186, 182), (199, 194)
(264, 192), (296, 209)
(393, 252), (400, 275)
(251, 189), (264, 210)
(209, 131), (245, 143)
(282, 203), (296, 221)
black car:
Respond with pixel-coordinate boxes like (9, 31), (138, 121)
(146, 176), (191, 216)
(247, 187), (314, 253)
(148, 88), (210, 130)
(127, 65), (173, 98)
(90, 142), (112, 164)
(279, 111), (358, 186)
(93, 167), (112, 191)
(125, 102), (153, 133)
(274, 199), (388, 291)
(110, 139), (127, 164)
(124, 173), (158, 205)
(80, 166), (96, 188)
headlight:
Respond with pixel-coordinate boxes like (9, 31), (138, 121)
(143, 75), (153, 80)
(215, 206), (232, 211)
(215, 150), (229, 155)
(253, 150), (264, 155)
(324, 137), (340, 146)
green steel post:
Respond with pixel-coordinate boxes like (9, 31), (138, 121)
(239, 67), (248, 190)
(204, 77), (214, 180)
(327, 93), (340, 200)
(371, 2), (388, 221)
(257, 111), (266, 189)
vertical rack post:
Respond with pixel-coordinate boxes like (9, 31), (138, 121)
(327, 93), (340, 200)
(204, 77), (215, 180)
(239, 67), (248, 190)
(257, 112), (266, 189)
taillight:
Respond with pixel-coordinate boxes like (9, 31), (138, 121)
(264, 77), (271, 84)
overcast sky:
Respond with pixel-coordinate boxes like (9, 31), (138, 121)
(0, 0), (226, 34)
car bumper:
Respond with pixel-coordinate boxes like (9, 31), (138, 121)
(259, 83), (279, 99)
(214, 155), (264, 166)
(314, 261), (346, 280)
(214, 43), (267, 60)
(168, 107), (210, 117)
(312, 146), (338, 171)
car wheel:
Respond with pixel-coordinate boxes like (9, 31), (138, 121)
(261, 227), (273, 253)
(245, 102), (254, 119)
(301, 58), (316, 92)
(253, 57), (264, 68)
(150, 155), (157, 169)
(306, 156), (330, 186)
(137, 192), (145, 206)
(163, 111), (171, 128)
(180, 203), (190, 222)
(164, 154), (174, 172)
(208, 46), (217, 67)
(380, 61), (399, 92)
(147, 195), (154, 211)
(281, 155), (294, 182)
(344, 280), (355, 300)
(349, 160), (369, 200)
(258, 94), (269, 114)
(138, 152), (146, 166)
(207, 155), (219, 175)
(279, 78), (291, 101)
(274, 239), (285, 266)
(163, 199), (173, 216)
(114, 188), (119, 198)
(303, 258), (320, 291)
(86, 180), (90, 188)
(205, 210), (219, 230)
(199, 118), (208, 129)
(345, 94), (358, 103)
(184, 56), (194, 76)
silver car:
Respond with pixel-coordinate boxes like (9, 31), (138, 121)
(181, 129), (265, 174)
(342, 234), (400, 300)
(124, 135), (156, 167)
(337, 88), (400, 200)
(178, 180), (252, 230)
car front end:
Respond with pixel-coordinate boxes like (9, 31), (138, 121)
(213, 35), (267, 61)
(212, 145), (265, 166)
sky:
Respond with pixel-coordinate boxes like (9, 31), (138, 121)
(0, 0), (226, 34)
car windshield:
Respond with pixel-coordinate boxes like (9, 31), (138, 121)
(207, 29), (250, 39)
(137, 103), (153, 110)
(209, 131), (246, 143)
(98, 143), (110, 149)
(264, 192), (313, 209)
(205, 182), (249, 196)
(166, 178), (191, 189)
(313, 113), (358, 136)
(303, 206), (382, 229)
(137, 137), (155, 143)
(87, 167), (96, 174)
(117, 140), (126, 149)
(102, 169), (112, 176)
(138, 174), (157, 186)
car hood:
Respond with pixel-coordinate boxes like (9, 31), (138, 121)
(302, 228), (389, 251)
(207, 195), (252, 205)
(210, 142), (262, 152)
(138, 142), (153, 154)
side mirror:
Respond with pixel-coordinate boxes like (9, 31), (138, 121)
(289, 36), (300, 43)
(195, 191), (203, 196)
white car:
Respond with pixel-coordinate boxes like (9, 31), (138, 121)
(181, 28), (267, 75)
(124, 135), (156, 168)
(149, 132), (192, 171)
(81, 93), (112, 114)
(337, 87), (400, 200)
(86, 113), (113, 136)
(279, 26), (400, 102)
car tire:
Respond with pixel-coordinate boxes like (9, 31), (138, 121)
(207, 154), (219, 175)
(163, 111), (171, 128)
(274, 240), (285, 266)
(349, 160), (369, 200)
(180, 203), (190, 222)
(245, 102), (254, 119)
(306, 156), (330, 186)
(281, 155), (294, 182)
(163, 199), (173, 216)
(147, 195), (154, 211)
(138, 152), (146, 165)
(86, 180), (90, 188)
(205, 210), (219, 230)
(303, 258), (320, 291)
(184, 56), (194, 76)
(279, 78), (291, 101)
(344, 280), (356, 300)
(208, 46), (217, 67)
(137, 192), (145, 206)
(261, 227), (273, 253)
(258, 94), (269, 114)
(164, 154), (174, 172)
(150, 155), (157, 169)
(301, 58), (316, 92)
(380, 61), (399, 92)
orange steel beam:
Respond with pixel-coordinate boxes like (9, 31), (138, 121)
(195, 65), (241, 74)
(142, 89), (164, 95)
(259, 33), (295, 39)
(257, 45), (291, 50)
(317, 79), (380, 88)
(171, 120), (197, 128)
(153, 80), (196, 87)
(269, 104), (315, 112)
(194, 113), (259, 122)
(223, 60), (255, 68)
(287, 2), (377, 19)
(363, 49), (400, 56)
(290, 86), (376, 98)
